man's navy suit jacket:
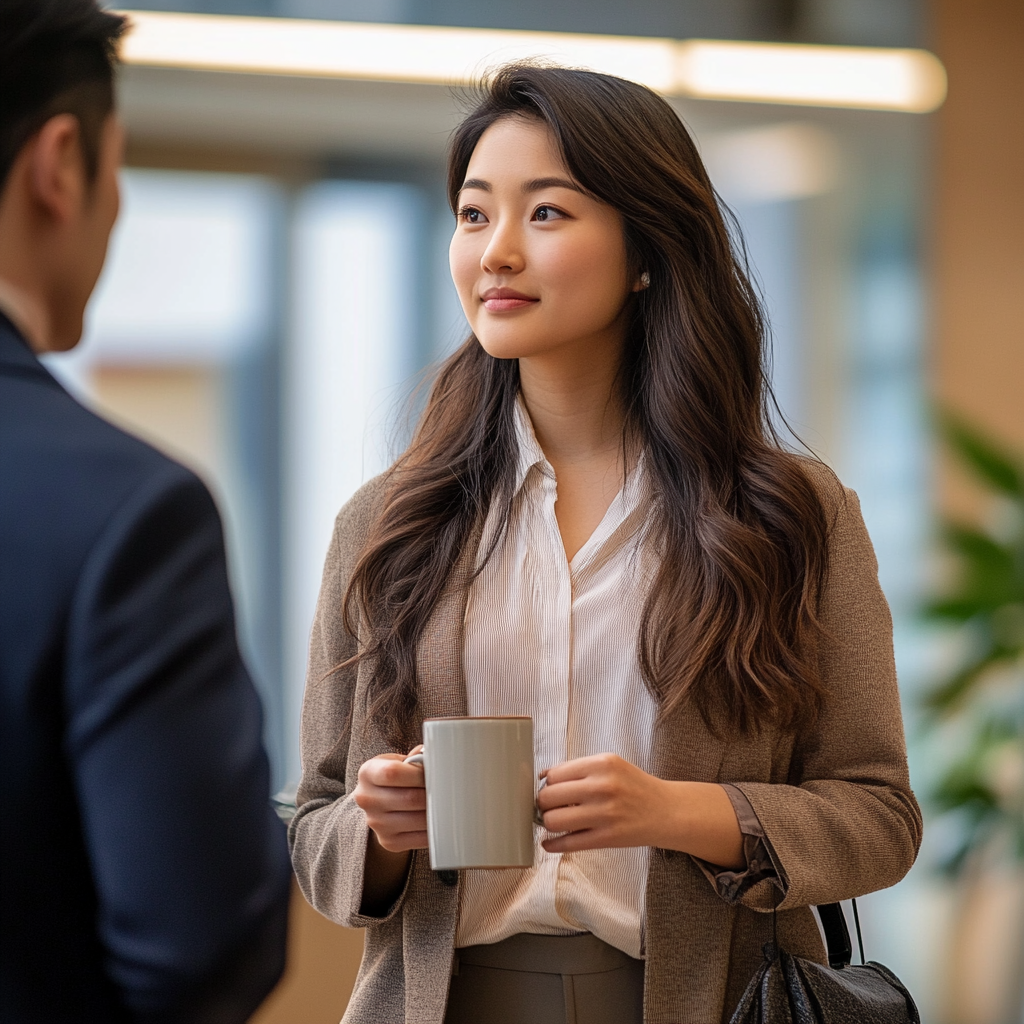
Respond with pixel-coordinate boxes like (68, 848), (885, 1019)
(0, 313), (291, 1022)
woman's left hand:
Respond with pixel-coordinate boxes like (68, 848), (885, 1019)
(537, 753), (745, 869)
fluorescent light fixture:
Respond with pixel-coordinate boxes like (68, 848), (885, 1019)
(676, 40), (946, 112)
(117, 10), (946, 113)
(118, 11), (678, 92)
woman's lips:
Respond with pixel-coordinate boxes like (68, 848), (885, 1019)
(481, 288), (538, 312)
(483, 296), (538, 311)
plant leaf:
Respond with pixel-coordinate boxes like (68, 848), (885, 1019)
(924, 597), (989, 621)
(942, 523), (1011, 564)
(922, 648), (1014, 711)
(940, 412), (1024, 497)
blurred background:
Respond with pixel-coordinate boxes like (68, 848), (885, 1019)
(47, 0), (1022, 1020)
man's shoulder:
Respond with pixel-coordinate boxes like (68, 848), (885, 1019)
(0, 362), (207, 544)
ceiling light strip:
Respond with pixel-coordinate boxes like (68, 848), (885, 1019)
(676, 40), (946, 112)
(117, 10), (947, 113)
(118, 11), (678, 92)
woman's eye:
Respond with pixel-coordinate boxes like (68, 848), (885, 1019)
(458, 207), (486, 224)
(533, 205), (565, 222)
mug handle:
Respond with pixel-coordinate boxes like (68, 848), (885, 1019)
(404, 752), (425, 767)
(534, 776), (547, 826)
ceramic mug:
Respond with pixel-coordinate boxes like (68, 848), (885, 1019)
(405, 716), (536, 870)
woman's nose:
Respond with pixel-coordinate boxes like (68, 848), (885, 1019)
(480, 221), (525, 275)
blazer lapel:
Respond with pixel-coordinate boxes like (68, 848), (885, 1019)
(414, 519), (483, 725)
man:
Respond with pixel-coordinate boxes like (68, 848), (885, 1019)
(0, 3), (291, 1020)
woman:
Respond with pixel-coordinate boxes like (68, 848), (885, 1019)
(290, 64), (922, 1024)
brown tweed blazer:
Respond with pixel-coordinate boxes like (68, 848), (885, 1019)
(289, 459), (922, 1024)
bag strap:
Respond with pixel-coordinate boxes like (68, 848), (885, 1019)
(816, 900), (866, 969)
(816, 903), (851, 968)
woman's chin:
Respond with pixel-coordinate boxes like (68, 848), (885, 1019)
(475, 336), (554, 362)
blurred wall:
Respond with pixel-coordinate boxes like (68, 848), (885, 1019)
(250, 883), (362, 1024)
(932, 0), (1024, 514)
(928, 3), (1024, 1021)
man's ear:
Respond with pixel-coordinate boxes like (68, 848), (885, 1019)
(27, 114), (86, 226)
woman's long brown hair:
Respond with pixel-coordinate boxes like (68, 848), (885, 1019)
(344, 64), (830, 748)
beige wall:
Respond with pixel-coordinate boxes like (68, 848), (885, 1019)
(252, 884), (363, 1024)
(90, 367), (225, 488)
(929, 4), (1024, 1021)
(931, 0), (1024, 516)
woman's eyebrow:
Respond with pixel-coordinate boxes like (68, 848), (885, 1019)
(458, 176), (583, 196)
(522, 176), (583, 195)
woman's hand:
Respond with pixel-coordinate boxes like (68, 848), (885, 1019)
(537, 753), (745, 870)
(353, 750), (428, 852)
(354, 749), (428, 916)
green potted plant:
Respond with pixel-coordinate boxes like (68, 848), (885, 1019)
(922, 413), (1023, 1024)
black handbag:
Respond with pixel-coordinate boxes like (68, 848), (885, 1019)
(729, 900), (920, 1024)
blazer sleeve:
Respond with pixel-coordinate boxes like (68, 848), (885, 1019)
(288, 477), (408, 929)
(64, 466), (291, 1023)
(730, 483), (923, 912)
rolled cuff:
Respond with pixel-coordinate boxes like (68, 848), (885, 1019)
(692, 784), (786, 905)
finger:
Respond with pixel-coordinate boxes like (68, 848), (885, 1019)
(363, 759), (427, 788)
(361, 786), (428, 813)
(360, 776), (428, 806)
(543, 827), (634, 854)
(357, 752), (408, 785)
(407, 744), (424, 756)
(377, 830), (429, 852)
(366, 810), (428, 834)
(542, 754), (618, 786)
(541, 804), (602, 834)
(536, 779), (596, 811)
(355, 779), (427, 811)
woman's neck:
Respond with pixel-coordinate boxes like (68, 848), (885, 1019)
(518, 352), (625, 466)
(518, 345), (632, 562)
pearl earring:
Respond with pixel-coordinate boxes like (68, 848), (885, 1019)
(639, 271), (650, 288)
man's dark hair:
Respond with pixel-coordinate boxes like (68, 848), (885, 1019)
(0, 0), (127, 190)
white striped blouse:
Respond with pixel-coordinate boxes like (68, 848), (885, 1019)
(456, 398), (659, 958)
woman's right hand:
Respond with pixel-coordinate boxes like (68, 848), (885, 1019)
(353, 750), (428, 852)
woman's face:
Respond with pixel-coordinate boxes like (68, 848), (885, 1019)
(449, 116), (640, 366)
